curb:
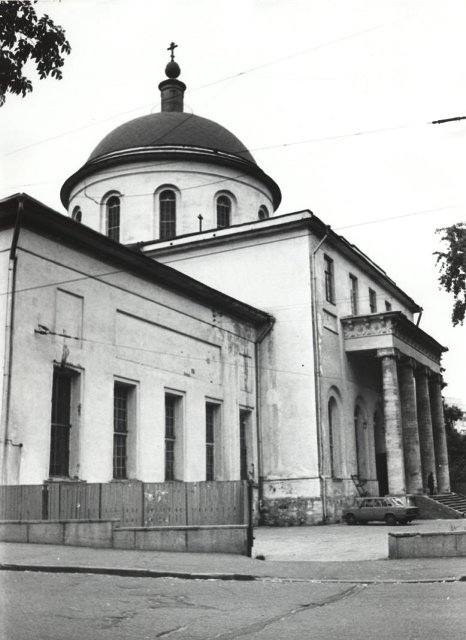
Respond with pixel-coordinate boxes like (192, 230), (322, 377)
(1, 563), (465, 584)
(0, 563), (256, 581)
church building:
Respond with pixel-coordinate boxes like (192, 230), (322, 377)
(0, 48), (450, 525)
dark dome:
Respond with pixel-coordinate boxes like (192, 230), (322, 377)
(88, 112), (257, 164)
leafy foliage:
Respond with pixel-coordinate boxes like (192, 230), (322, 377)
(444, 403), (466, 482)
(0, 0), (71, 106)
(435, 223), (466, 326)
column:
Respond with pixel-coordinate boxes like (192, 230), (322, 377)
(399, 358), (423, 494)
(429, 373), (451, 493)
(378, 348), (406, 494)
(415, 365), (437, 492)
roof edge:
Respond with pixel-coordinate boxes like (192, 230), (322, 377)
(0, 193), (273, 328)
(60, 147), (282, 210)
(144, 210), (422, 314)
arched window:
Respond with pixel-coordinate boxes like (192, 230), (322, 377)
(71, 206), (82, 223)
(216, 195), (231, 228)
(159, 190), (176, 239)
(328, 396), (342, 477)
(258, 205), (269, 220)
(106, 196), (120, 242)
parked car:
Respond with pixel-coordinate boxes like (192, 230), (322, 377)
(343, 496), (419, 525)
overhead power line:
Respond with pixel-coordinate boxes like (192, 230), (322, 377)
(3, 11), (416, 157)
(431, 115), (466, 125)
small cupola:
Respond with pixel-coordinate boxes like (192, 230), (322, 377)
(158, 42), (186, 112)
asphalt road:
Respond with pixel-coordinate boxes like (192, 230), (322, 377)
(2, 571), (466, 640)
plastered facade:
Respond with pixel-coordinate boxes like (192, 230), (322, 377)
(0, 221), (261, 487)
(149, 212), (443, 524)
(67, 160), (275, 244)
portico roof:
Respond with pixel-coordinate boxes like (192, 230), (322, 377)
(341, 311), (447, 372)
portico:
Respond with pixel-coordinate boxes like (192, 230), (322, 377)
(341, 311), (449, 497)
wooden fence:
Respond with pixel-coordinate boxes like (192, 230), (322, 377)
(0, 481), (248, 527)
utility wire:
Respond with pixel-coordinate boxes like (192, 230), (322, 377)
(2, 12), (416, 157)
(9, 107), (464, 193)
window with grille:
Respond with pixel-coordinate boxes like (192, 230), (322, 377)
(165, 394), (180, 481)
(49, 369), (73, 477)
(239, 410), (250, 481)
(106, 196), (120, 242)
(349, 274), (359, 315)
(113, 383), (129, 479)
(216, 195), (231, 228)
(159, 190), (176, 239)
(205, 403), (217, 481)
(324, 255), (335, 304)
(369, 288), (377, 313)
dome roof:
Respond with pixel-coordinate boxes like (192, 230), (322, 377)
(88, 112), (257, 165)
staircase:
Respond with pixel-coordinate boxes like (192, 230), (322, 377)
(415, 492), (466, 520)
(430, 493), (466, 516)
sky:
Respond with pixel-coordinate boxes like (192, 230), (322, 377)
(0, 0), (465, 401)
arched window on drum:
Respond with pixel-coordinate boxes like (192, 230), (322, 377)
(216, 194), (232, 228)
(106, 196), (120, 242)
(159, 189), (177, 239)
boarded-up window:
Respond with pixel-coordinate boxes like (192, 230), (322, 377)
(55, 289), (83, 345)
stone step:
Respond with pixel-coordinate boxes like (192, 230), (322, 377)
(429, 493), (466, 516)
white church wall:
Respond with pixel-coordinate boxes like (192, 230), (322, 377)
(67, 160), (275, 244)
(3, 227), (259, 486)
(151, 226), (324, 524)
(313, 236), (416, 510)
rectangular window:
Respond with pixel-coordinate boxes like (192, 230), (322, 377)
(206, 403), (217, 481)
(369, 288), (377, 313)
(385, 300), (392, 311)
(49, 369), (72, 477)
(239, 410), (250, 481)
(113, 383), (129, 479)
(165, 394), (176, 481)
(349, 274), (359, 315)
(165, 393), (183, 481)
(324, 255), (335, 304)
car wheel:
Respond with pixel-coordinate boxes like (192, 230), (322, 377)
(384, 513), (397, 526)
(346, 513), (357, 525)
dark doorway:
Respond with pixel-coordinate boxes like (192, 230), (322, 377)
(376, 452), (389, 496)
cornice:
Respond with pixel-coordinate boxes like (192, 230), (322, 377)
(60, 146), (282, 210)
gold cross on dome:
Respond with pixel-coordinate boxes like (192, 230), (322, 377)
(167, 42), (178, 61)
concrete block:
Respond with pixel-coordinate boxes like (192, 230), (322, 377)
(113, 529), (136, 550)
(64, 521), (113, 548)
(187, 526), (248, 555)
(0, 522), (28, 543)
(135, 528), (186, 552)
(455, 532), (466, 555)
(389, 530), (466, 559)
(28, 522), (64, 545)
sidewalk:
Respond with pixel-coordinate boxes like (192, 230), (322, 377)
(2, 519), (466, 584)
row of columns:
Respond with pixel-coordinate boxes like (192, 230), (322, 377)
(378, 348), (450, 496)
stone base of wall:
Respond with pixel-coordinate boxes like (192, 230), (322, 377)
(114, 525), (248, 555)
(0, 520), (118, 547)
(0, 520), (249, 555)
(260, 497), (324, 526)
